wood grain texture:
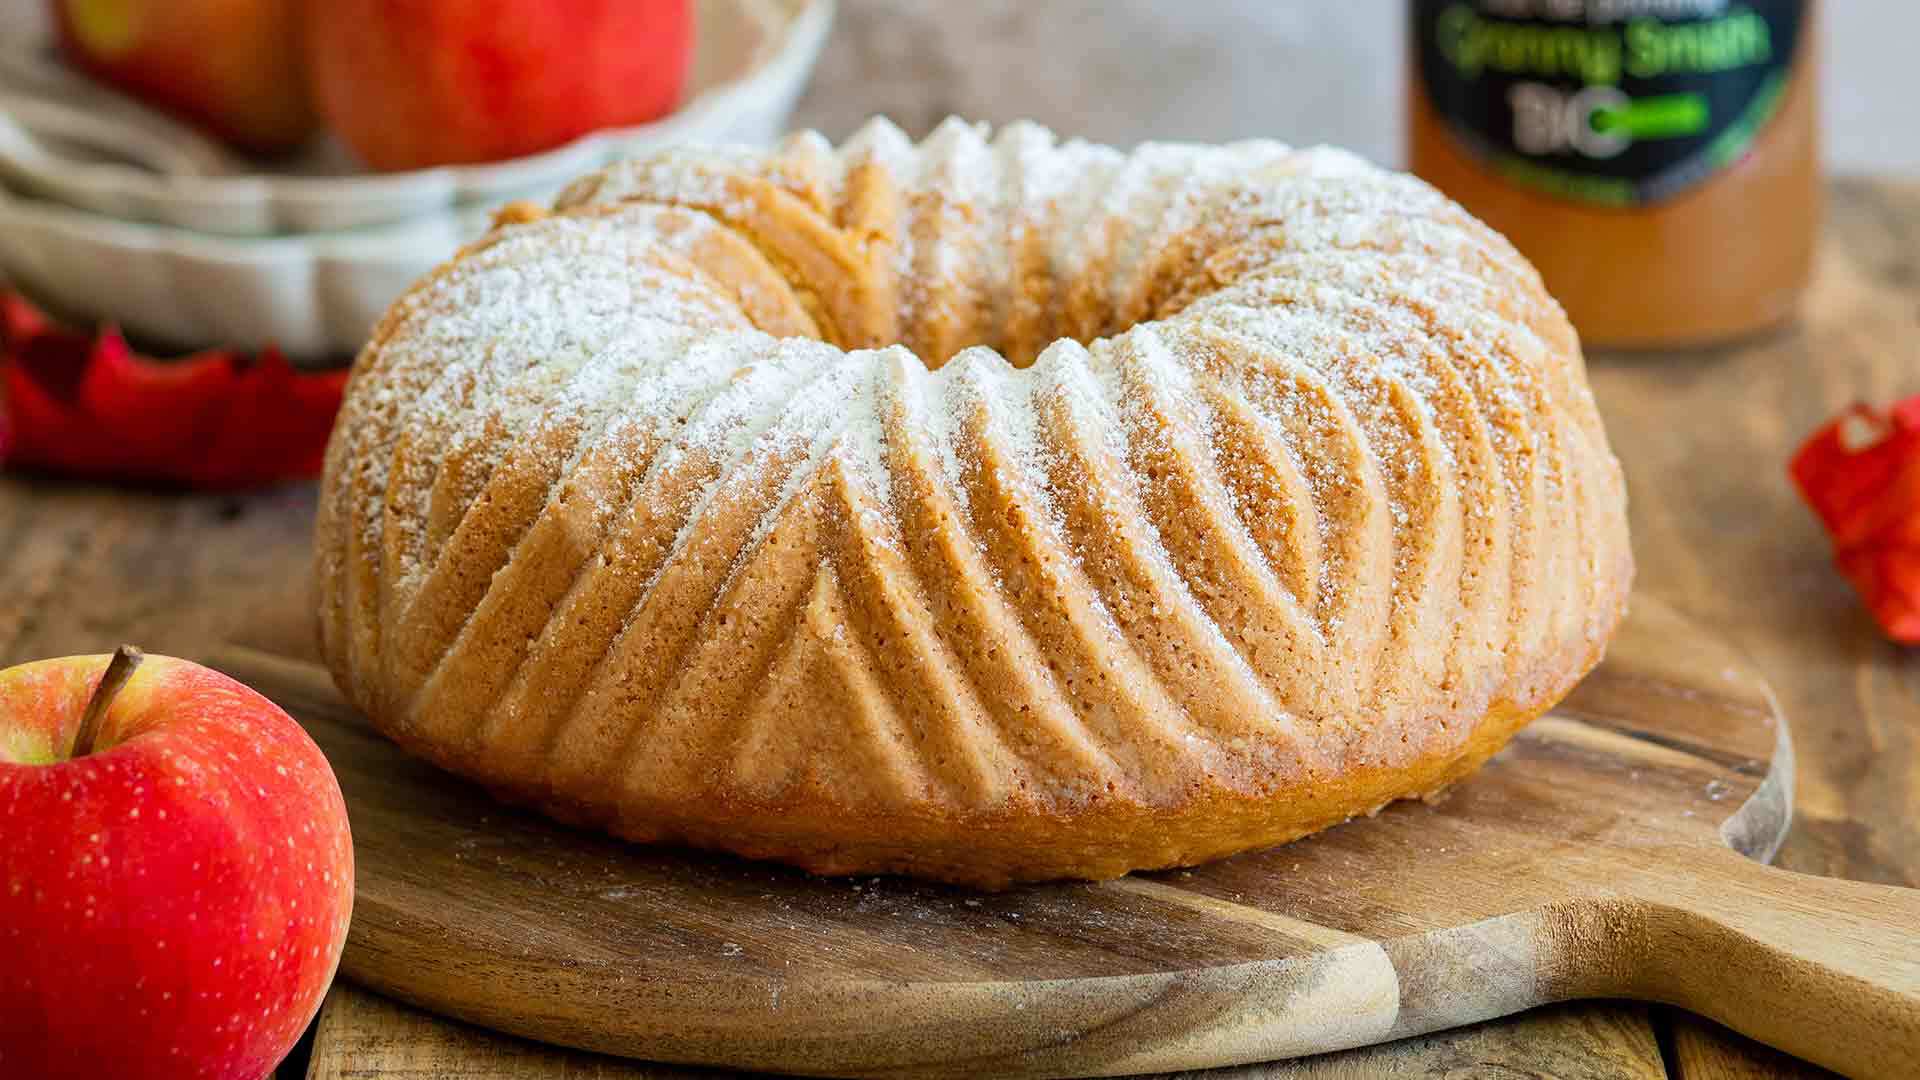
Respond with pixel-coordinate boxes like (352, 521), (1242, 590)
(306, 988), (646, 1080)
(0, 481), (318, 666)
(1588, 180), (1920, 897)
(1668, 1014), (1842, 1080)
(213, 593), (1920, 1078)
(7, 178), (1920, 1078)
(1245, 1003), (1666, 1080)
(306, 985), (1668, 1080)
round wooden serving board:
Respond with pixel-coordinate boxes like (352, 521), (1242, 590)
(213, 594), (1920, 1078)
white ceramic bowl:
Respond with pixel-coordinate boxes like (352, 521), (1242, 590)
(0, 0), (832, 236)
(0, 193), (493, 358)
(0, 0), (832, 357)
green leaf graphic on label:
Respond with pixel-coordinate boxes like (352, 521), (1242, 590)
(1591, 95), (1710, 140)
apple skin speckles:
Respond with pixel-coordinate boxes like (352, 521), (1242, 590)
(0, 652), (354, 1080)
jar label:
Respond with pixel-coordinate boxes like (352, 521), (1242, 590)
(1413, 1), (1807, 206)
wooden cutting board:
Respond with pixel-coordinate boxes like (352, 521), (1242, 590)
(211, 594), (1920, 1079)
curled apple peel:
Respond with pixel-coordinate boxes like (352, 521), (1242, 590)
(1791, 396), (1920, 643)
(0, 291), (348, 489)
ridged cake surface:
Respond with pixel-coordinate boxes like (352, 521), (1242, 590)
(315, 118), (1632, 887)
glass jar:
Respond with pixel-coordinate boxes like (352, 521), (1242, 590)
(1407, 1), (1820, 349)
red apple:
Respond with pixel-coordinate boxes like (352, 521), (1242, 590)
(0, 647), (353, 1080)
(51, 0), (317, 154)
(305, 0), (694, 171)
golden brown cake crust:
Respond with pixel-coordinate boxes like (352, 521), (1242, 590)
(315, 119), (1633, 888)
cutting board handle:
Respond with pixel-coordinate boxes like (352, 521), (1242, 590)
(1623, 846), (1920, 1078)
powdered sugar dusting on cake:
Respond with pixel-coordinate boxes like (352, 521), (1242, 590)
(987, 124), (1049, 335)
(1043, 140), (1127, 288)
(840, 116), (916, 178)
(639, 337), (870, 593)
(896, 119), (998, 355)
(730, 345), (907, 588)
(1091, 142), (1200, 308)
(557, 143), (763, 213)
(941, 347), (1052, 520)
(317, 118), (1629, 864)
(345, 118), (1587, 645)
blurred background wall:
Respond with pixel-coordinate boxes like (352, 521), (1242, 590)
(796, 0), (1915, 175)
(2, 0), (1911, 173)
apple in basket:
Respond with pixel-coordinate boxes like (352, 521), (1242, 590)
(305, 0), (695, 171)
(51, 0), (317, 153)
(0, 647), (353, 1080)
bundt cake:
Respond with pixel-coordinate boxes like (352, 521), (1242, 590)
(314, 118), (1632, 888)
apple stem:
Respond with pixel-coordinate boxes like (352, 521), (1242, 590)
(72, 645), (144, 759)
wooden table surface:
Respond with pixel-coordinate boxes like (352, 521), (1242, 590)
(4, 175), (1912, 1078)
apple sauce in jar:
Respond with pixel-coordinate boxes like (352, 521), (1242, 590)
(1408, 0), (1819, 349)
